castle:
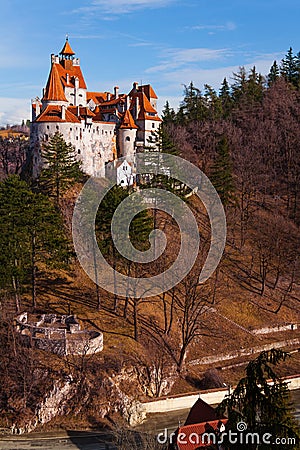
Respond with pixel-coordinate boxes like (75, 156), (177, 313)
(30, 38), (162, 179)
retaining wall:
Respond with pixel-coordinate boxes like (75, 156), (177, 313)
(141, 375), (300, 414)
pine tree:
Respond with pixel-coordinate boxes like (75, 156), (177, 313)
(245, 66), (265, 103)
(180, 82), (207, 121)
(204, 84), (223, 119)
(96, 185), (153, 315)
(268, 60), (280, 86)
(218, 349), (299, 449)
(0, 176), (69, 310)
(219, 77), (233, 117)
(231, 66), (247, 102)
(162, 100), (176, 124)
(210, 136), (236, 206)
(38, 132), (83, 204)
(281, 47), (299, 87)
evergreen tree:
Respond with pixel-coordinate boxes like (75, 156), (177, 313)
(245, 66), (265, 103)
(281, 47), (299, 87)
(204, 84), (223, 119)
(162, 100), (176, 124)
(219, 77), (233, 117)
(38, 132), (83, 204)
(96, 185), (153, 314)
(180, 82), (207, 121)
(268, 60), (280, 86)
(210, 136), (236, 206)
(218, 349), (299, 449)
(231, 66), (247, 102)
(0, 176), (69, 310)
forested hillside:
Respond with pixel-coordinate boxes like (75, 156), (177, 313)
(0, 48), (300, 434)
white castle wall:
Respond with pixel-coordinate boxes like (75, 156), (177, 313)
(31, 120), (116, 178)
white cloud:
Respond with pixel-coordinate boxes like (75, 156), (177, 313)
(189, 21), (236, 32)
(73, 0), (176, 15)
(146, 47), (230, 73)
(0, 98), (30, 127)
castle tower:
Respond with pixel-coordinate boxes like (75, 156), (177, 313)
(42, 63), (68, 108)
(118, 109), (138, 159)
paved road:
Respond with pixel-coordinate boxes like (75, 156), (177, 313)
(0, 431), (116, 450)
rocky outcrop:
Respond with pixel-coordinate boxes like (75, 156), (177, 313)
(11, 376), (77, 435)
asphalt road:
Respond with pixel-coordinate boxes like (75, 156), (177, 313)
(0, 431), (116, 450)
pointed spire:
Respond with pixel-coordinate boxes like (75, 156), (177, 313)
(120, 109), (138, 129)
(43, 63), (67, 102)
(60, 37), (75, 56)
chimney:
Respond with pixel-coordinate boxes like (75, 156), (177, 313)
(114, 86), (119, 98)
(106, 92), (111, 101)
(135, 94), (139, 119)
(35, 97), (40, 116)
(133, 81), (139, 91)
(61, 105), (66, 120)
(66, 73), (70, 84)
(74, 77), (79, 89)
(124, 95), (129, 111)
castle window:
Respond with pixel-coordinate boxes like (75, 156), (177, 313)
(78, 149), (81, 154)
(44, 134), (48, 141)
(76, 136), (79, 140)
(79, 94), (83, 97)
(47, 125), (49, 130)
(70, 128), (72, 131)
(126, 136), (130, 141)
(152, 123), (155, 128)
(56, 125), (59, 130)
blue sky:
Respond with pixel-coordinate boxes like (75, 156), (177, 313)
(1, 0), (300, 125)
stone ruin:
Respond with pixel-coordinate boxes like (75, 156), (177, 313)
(15, 312), (103, 356)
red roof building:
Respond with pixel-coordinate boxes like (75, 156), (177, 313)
(169, 398), (228, 450)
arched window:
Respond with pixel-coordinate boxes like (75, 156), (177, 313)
(126, 136), (130, 141)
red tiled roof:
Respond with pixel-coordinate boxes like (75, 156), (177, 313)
(87, 92), (108, 104)
(79, 107), (95, 117)
(60, 39), (75, 56)
(120, 110), (138, 129)
(177, 419), (228, 449)
(139, 84), (158, 99)
(56, 63), (87, 90)
(42, 64), (67, 102)
(185, 398), (219, 425)
(35, 105), (80, 123)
